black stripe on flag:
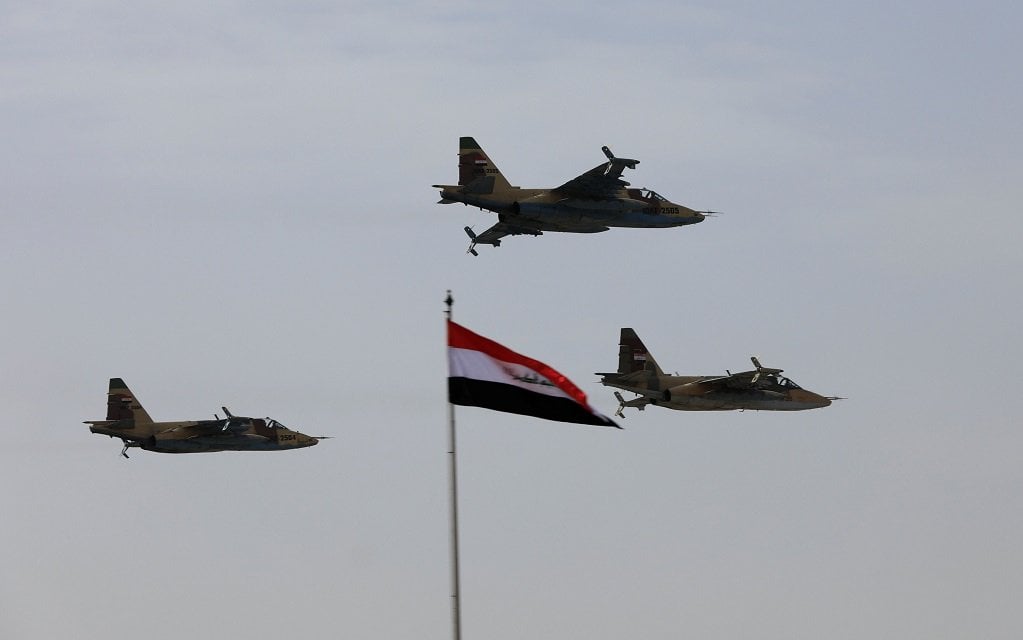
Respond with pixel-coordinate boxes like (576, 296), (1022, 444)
(449, 377), (618, 427)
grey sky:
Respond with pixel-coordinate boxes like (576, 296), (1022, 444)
(2, 2), (1021, 638)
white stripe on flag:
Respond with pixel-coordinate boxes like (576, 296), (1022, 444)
(448, 347), (574, 400)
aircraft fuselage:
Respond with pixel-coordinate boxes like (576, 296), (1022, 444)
(89, 419), (319, 454)
(602, 375), (833, 412)
(439, 187), (705, 232)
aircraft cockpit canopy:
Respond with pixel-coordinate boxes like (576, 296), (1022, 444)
(252, 418), (289, 440)
(627, 188), (669, 204)
(775, 376), (802, 389)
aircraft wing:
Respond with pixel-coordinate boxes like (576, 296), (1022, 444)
(160, 419), (251, 439)
(697, 371), (761, 390)
(470, 221), (543, 246)
(554, 154), (638, 199)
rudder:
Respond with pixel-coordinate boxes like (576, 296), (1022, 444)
(618, 328), (664, 376)
(458, 136), (513, 194)
(106, 378), (153, 425)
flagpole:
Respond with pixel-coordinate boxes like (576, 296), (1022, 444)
(445, 290), (462, 640)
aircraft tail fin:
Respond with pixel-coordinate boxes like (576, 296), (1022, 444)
(104, 378), (153, 425)
(618, 328), (664, 377)
(457, 136), (514, 194)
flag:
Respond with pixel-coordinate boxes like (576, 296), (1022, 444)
(447, 320), (619, 428)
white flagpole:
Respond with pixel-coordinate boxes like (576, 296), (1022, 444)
(445, 291), (462, 640)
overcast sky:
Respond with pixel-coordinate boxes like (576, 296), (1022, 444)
(3, 2), (1022, 639)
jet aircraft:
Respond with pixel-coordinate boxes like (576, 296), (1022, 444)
(86, 378), (324, 457)
(597, 329), (836, 416)
(433, 137), (710, 254)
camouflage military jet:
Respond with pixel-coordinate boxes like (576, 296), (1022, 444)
(433, 137), (710, 255)
(597, 329), (836, 416)
(86, 378), (323, 457)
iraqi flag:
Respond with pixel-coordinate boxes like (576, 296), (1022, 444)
(448, 320), (619, 428)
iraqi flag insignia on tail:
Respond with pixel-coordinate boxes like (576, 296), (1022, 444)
(447, 320), (619, 428)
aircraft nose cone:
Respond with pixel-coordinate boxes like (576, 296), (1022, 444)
(793, 390), (832, 409)
(810, 392), (834, 408)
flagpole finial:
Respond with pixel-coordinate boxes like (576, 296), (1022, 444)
(444, 290), (454, 318)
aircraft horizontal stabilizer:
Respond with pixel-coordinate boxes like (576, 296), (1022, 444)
(612, 391), (651, 418)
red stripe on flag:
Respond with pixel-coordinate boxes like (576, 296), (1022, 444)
(447, 320), (592, 410)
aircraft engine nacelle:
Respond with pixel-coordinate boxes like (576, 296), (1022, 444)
(513, 202), (617, 232)
(514, 201), (554, 219)
(662, 383), (706, 402)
